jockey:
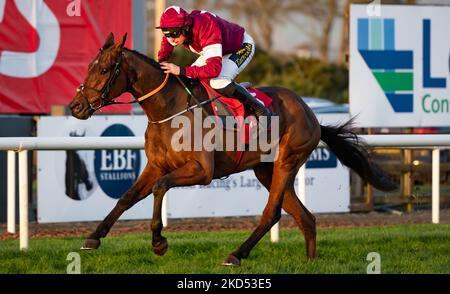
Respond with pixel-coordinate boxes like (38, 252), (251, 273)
(156, 5), (272, 119)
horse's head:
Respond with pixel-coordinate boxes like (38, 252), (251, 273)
(69, 33), (128, 119)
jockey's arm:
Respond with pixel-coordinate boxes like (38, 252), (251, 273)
(157, 36), (175, 62)
(181, 44), (222, 79)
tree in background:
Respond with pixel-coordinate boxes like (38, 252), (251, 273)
(284, 0), (338, 63)
(193, 0), (300, 52)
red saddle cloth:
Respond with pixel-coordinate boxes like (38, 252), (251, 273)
(200, 80), (273, 145)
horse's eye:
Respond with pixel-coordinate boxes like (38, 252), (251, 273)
(100, 68), (108, 74)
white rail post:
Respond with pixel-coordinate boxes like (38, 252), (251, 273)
(19, 150), (29, 251)
(432, 148), (440, 224)
(270, 223), (279, 243)
(298, 163), (306, 204)
(162, 195), (168, 227)
(7, 151), (16, 234)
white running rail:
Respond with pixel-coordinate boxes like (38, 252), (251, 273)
(1, 134), (449, 250)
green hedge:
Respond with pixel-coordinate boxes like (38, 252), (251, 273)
(238, 49), (349, 104)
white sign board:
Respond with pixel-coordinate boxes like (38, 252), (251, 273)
(37, 114), (349, 223)
(350, 5), (450, 127)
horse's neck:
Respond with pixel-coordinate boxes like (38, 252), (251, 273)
(126, 51), (184, 122)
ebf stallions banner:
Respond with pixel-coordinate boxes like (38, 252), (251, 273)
(0, 0), (132, 114)
(37, 116), (149, 223)
(350, 5), (450, 127)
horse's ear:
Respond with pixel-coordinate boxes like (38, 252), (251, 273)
(102, 32), (115, 50)
(119, 33), (127, 49)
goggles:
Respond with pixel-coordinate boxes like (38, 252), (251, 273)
(162, 30), (182, 39)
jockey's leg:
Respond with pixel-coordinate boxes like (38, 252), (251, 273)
(214, 81), (272, 119)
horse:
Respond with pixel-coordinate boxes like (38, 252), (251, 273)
(68, 33), (397, 266)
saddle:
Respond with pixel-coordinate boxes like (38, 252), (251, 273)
(199, 80), (273, 145)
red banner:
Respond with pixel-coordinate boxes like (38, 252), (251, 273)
(0, 0), (133, 114)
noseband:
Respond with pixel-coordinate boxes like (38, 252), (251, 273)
(77, 49), (124, 112)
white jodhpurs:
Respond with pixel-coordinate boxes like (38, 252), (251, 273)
(191, 32), (255, 90)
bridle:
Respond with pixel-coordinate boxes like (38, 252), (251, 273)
(77, 49), (126, 112)
(76, 48), (216, 123)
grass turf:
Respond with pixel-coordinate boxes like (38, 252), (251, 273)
(1, 224), (449, 274)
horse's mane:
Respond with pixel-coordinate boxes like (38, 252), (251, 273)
(123, 47), (200, 87)
(124, 48), (161, 70)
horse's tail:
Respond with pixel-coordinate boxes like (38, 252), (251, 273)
(319, 119), (398, 191)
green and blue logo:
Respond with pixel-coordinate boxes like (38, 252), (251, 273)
(358, 18), (414, 112)
(358, 18), (448, 114)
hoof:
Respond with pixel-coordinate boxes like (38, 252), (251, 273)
(80, 238), (100, 250)
(221, 254), (241, 267)
(152, 237), (168, 256)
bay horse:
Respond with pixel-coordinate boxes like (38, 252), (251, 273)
(68, 33), (396, 266)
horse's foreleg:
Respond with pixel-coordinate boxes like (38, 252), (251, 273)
(253, 163), (316, 259)
(81, 164), (160, 250)
(150, 160), (212, 256)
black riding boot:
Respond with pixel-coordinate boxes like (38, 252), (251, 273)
(216, 82), (272, 119)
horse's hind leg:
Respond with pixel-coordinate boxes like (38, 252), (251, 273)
(81, 164), (161, 250)
(223, 146), (306, 266)
(283, 188), (316, 259)
(253, 163), (316, 259)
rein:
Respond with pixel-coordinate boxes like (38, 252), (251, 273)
(148, 98), (215, 124)
(135, 73), (170, 102)
(148, 76), (220, 124)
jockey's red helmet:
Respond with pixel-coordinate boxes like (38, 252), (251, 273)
(156, 6), (192, 29)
